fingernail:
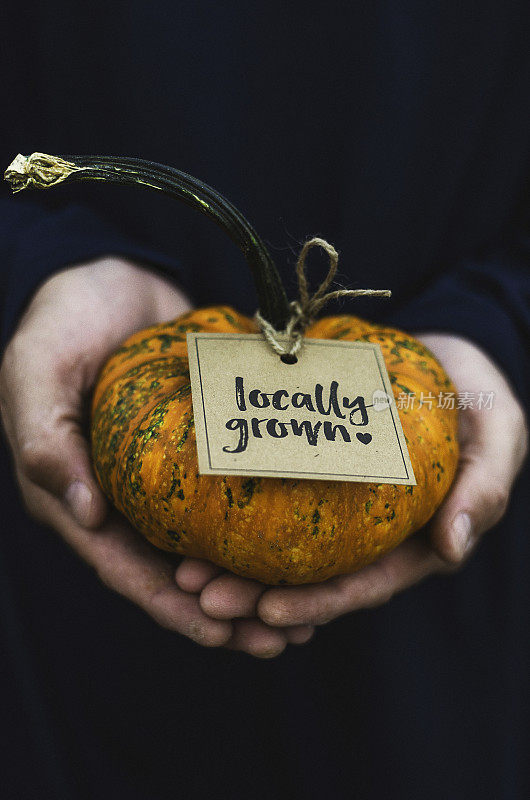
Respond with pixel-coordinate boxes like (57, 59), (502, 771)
(64, 481), (93, 526)
(452, 512), (472, 559)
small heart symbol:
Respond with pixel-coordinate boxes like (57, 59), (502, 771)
(356, 432), (372, 445)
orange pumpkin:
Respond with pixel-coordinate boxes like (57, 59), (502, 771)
(5, 152), (459, 584)
(90, 307), (458, 584)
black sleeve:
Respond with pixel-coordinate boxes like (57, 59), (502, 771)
(387, 247), (530, 406)
(0, 197), (185, 347)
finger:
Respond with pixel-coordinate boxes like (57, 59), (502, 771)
(176, 564), (314, 642)
(200, 573), (266, 619)
(175, 558), (224, 593)
(284, 625), (315, 645)
(18, 476), (233, 647)
(430, 404), (527, 564)
(258, 537), (443, 626)
(225, 619), (287, 658)
(1, 339), (107, 528)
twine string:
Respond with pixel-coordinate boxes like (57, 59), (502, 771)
(255, 237), (391, 358)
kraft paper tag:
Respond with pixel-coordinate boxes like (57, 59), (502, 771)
(187, 333), (416, 485)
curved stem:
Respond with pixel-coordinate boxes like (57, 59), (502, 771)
(4, 152), (290, 328)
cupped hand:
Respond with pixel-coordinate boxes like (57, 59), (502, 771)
(0, 259), (313, 657)
(178, 334), (528, 630)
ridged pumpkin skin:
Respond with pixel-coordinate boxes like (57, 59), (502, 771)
(91, 306), (459, 584)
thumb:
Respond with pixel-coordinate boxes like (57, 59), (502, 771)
(429, 408), (524, 565)
(18, 420), (107, 528)
(1, 341), (107, 528)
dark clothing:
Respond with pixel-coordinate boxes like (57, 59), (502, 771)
(1, 3), (529, 799)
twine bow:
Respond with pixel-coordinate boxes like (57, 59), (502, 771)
(255, 237), (391, 358)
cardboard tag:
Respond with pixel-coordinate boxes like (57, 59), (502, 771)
(187, 333), (416, 485)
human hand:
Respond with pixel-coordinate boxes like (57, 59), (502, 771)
(176, 334), (528, 632)
(0, 258), (313, 656)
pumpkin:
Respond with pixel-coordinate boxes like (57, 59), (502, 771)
(4, 152), (459, 584)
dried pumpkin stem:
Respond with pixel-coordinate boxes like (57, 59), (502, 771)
(4, 152), (290, 329)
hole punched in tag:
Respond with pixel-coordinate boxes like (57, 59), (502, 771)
(280, 354), (298, 365)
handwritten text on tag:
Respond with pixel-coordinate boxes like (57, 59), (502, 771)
(187, 333), (416, 485)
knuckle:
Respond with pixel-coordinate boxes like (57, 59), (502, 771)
(367, 584), (394, 608)
(362, 567), (395, 609)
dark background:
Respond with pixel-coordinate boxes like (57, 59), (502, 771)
(1, 2), (529, 798)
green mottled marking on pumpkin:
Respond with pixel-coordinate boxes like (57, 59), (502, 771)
(374, 517), (383, 525)
(166, 529), (183, 543)
(165, 464), (181, 499)
(92, 356), (189, 497)
(330, 524), (336, 537)
(312, 526), (319, 537)
(396, 383), (413, 395)
(173, 322), (202, 334)
(114, 337), (156, 361)
(236, 477), (260, 508)
(175, 411), (193, 451)
(157, 333), (186, 351)
(116, 389), (186, 523)
(445, 435), (452, 441)
(417, 358), (438, 376)
(331, 327), (352, 339)
(386, 509), (396, 521)
(312, 508), (321, 524)
(176, 488), (185, 500)
(397, 338), (427, 356)
(207, 317), (218, 323)
(389, 344), (404, 364)
(224, 486), (234, 507)
(365, 500), (373, 513)
(405, 485), (414, 495)
(220, 309), (246, 330)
